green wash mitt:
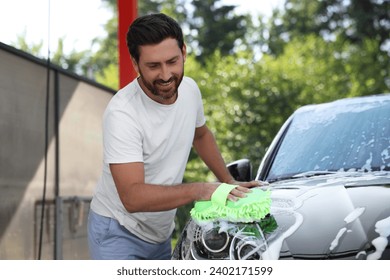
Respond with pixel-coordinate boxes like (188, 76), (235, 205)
(190, 183), (271, 224)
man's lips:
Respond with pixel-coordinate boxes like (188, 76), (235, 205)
(156, 78), (174, 87)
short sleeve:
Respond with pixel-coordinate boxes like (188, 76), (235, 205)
(103, 108), (144, 164)
(187, 77), (206, 128)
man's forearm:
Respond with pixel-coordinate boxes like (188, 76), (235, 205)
(193, 128), (234, 183)
(120, 180), (226, 213)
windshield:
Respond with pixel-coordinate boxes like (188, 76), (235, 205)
(267, 97), (390, 181)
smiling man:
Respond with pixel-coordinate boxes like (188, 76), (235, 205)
(87, 13), (260, 260)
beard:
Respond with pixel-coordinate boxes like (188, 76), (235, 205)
(138, 70), (184, 102)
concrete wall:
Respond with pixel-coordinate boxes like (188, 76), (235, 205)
(0, 43), (115, 259)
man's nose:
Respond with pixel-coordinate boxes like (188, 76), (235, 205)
(159, 64), (171, 81)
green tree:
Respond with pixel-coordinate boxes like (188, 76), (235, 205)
(51, 38), (92, 76)
(138, 0), (189, 25)
(186, 34), (389, 180)
(187, 0), (248, 62)
(89, 0), (118, 88)
(12, 34), (93, 77)
(13, 31), (43, 56)
(267, 0), (390, 55)
(316, 0), (389, 46)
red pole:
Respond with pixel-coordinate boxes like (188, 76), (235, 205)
(118, 0), (138, 89)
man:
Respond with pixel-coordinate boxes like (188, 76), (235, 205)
(88, 13), (260, 260)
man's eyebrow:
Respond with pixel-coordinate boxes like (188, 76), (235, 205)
(167, 55), (179, 62)
(145, 61), (160, 66)
(145, 55), (180, 66)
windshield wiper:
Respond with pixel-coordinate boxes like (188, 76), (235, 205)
(267, 171), (338, 183)
(292, 170), (338, 178)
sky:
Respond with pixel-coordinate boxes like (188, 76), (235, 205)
(0, 0), (284, 57)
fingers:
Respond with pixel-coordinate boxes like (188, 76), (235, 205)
(227, 181), (269, 202)
(203, 181), (269, 202)
(227, 186), (251, 202)
(235, 186), (252, 193)
(256, 180), (269, 186)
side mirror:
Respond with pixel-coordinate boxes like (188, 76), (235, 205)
(227, 159), (252, 182)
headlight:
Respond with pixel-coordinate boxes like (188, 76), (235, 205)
(181, 216), (277, 260)
(202, 228), (230, 253)
(233, 235), (263, 260)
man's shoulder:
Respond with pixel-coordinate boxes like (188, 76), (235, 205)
(181, 76), (197, 87)
(114, 79), (139, 99)
(180, 76), (201, 93)
(108, 80), (140, 109)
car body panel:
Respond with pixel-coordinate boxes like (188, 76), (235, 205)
(173, 94), (390, 260)
(265, 173), (390, 259)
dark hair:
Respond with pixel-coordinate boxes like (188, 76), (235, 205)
(126, 13), (184, 62)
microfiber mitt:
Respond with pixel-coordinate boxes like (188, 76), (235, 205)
(190, 183), (271, 224)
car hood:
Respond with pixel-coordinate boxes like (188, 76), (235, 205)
(263, 172), (390, 260)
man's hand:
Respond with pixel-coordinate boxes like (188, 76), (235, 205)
(226, 180), (269, 201)
(198, 180), (268, 203)
(229, 179), (269, 188)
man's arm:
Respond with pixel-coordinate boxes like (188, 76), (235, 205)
(110, 162), (219, 213)
(193, 124), (260, 188)
(111, 124), (256, 214)
(192, 124), (234, 183)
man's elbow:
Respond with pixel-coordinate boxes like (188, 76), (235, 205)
(118, 190), (141, 213)
(122, 200), (140, 213)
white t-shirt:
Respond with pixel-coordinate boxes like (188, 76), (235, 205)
(90, 76), (206, 243)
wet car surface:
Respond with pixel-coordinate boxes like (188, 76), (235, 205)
(172, 94), (390, 260)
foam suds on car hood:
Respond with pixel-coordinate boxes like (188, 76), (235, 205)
(367, 216), (390, 260)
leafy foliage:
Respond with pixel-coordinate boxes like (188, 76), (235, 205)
(267, 0), (390, 55)
(187, 0), (248, 62)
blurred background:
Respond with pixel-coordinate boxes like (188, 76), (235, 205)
(0, 0), (389, 259)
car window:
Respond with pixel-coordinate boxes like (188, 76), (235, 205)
(267, 98), (390, 181)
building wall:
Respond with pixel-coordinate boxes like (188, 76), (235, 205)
(0, 43), (114, 259)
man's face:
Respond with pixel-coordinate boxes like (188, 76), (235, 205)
(132, 38), (186, 105)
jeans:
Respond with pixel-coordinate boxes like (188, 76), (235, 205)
(88, 209), (171, 260)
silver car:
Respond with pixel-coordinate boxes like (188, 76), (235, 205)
(172, 94), (390, 260)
